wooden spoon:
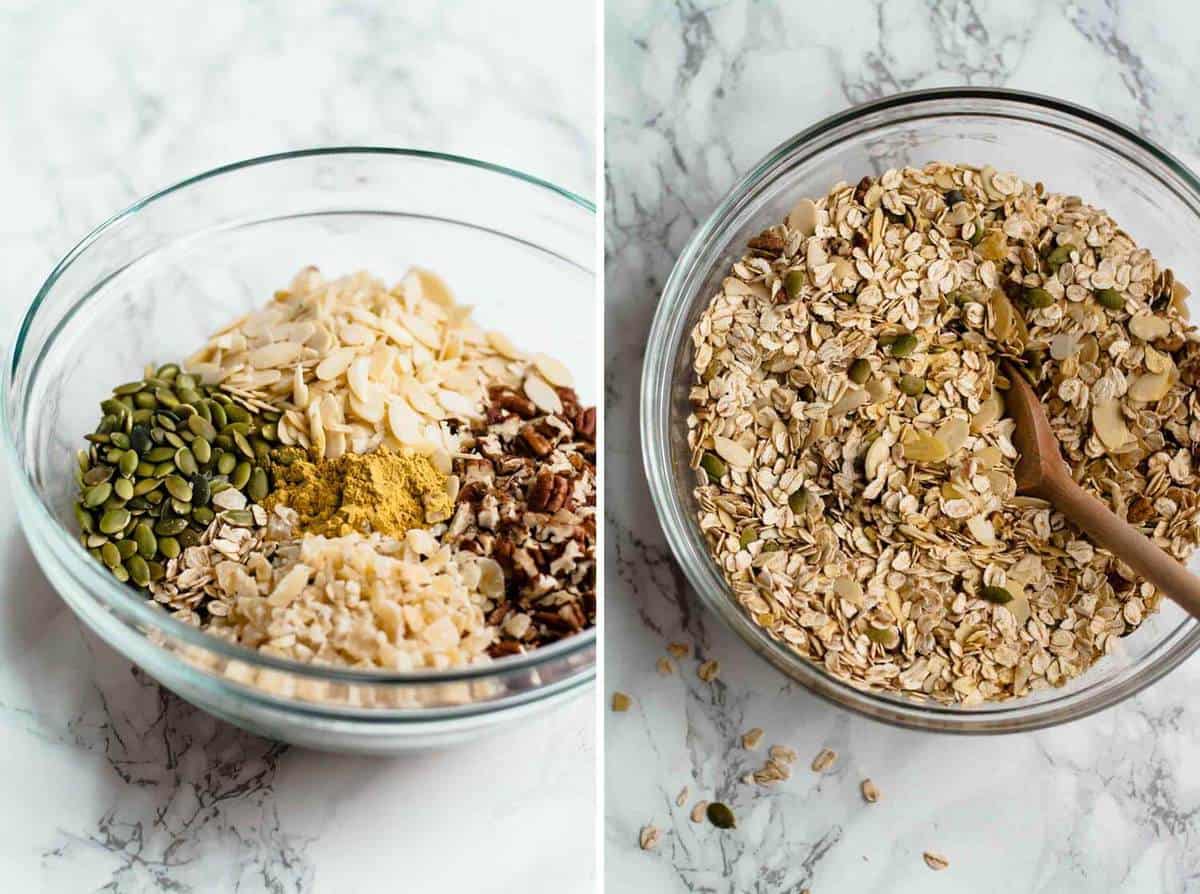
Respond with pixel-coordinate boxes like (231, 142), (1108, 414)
(1002, 361), (1200, 619)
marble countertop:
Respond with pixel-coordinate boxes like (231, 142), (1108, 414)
(0, 2), (594, 891)
(604, 1), (1200, 891)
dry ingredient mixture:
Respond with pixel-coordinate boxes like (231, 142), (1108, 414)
(687, 161), (1200, 705)
(75, 267), (595, 671)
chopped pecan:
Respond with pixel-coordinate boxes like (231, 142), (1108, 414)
(575, 406), (596, 441)
(494, 389), (538, 418)
(747, 233), (785, 255)
(520, 424), (554, 457)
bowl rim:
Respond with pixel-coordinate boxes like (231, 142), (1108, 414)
(641, 86), (1200, 732)
(2, 146), (596, 687)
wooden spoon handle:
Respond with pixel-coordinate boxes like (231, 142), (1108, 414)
(1040, 472), (1200, 619)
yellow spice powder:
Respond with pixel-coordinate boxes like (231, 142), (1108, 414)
(264, 447), (452, 539)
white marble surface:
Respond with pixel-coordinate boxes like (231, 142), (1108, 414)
(605, 1), (1200, 891)
(0, 2), (595, 891)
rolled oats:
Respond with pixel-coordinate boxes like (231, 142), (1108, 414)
(688, 162), (1200, 704)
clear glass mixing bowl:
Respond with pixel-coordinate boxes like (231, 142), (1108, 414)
(2, 148), (595, 753)
(642, 89), (1200, 733)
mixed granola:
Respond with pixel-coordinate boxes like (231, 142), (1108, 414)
(687, 161), (1200, 704)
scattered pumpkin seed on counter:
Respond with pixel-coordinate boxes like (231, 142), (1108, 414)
(74, 363), (282, 588)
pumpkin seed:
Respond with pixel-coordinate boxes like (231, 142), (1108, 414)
(1046, 243), (1074, 270)
(192, 437), (212, 465)
(82, 465), (113, 486)
(130, 425), (152, 454)
(126, 555), (151, 587)
(170, 497), (192, 515)
(192, 475), (211, 507)
(111, 563), (130, 583)
(228, 460), (253, 489)
(706, 802), (737, 829)
(113, 478), (134, 501)
(738, 526), (758, 549)
(74, 504), (95, 533)
(156, 363), (180, 379)
(147, 560), (165, 582)
(98, 508), (130, 534)
(177, 528), (201, 548)
(86, 533), (108, 549)
(118, 449), (139, 477)
(132, 477), (162, 496)
(145, 445), (174, 463)
(175, 446), (198, 476)
(116, 539), (138, 560)
(1096, 287), (1125, 310)
(191, 506), (215, 526)
(222, 509), (255, 527)
(788, 487), (810, 514)
(187, 414), (218, 442)
(783, 269), (806, 300)
(100, 542), (121, 568)
(114, 380), (146, 396)
(109, 431), (131, 450)
(889, 333), (918, 357)
(133, 522), (157, 558)
(981, 585), (1013, 604)
(899, 374), (926, 396)
(84, 482), (113, 507)
(158, 536), (181, 559)
(700, 452), (727, 483)
(247, 467), (269, 503)
(209, 401), (228, 429)
(154, 517), (188, 536)
(217, 452), (238, 476)
(1023, 287), (1055, 309)
(224, 403), (250, 424)
(847, 358), (871, 384)
(232, 430), (254, 459)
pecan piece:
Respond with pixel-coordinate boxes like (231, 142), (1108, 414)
(747, 233), (785, 255)
(1127, 496), (1155, 525)
(520, 424), (554, 457)
(575, 406), (596, 442)
(528, 467), (556, 511)
(494, 389), (537, 418)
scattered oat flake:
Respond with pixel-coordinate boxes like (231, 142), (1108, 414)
(667, 641), (691, 659)
(612, 692), (632, 712)
(923, 851), (949, 871)
(639, 825), (661, 851)
(690, 800), (710, 823)
(697, 659), (720, 682)
(657, 656), (674, 676)
(741, 727), (764, 750)
(811, 748), (837, 773)
(861, 778), (880, 803)
(769, 745), (797, 764)
(676, 786), (689, 807)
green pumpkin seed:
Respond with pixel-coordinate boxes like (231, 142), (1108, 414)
(113, 478), (134, 501)
(111, 563), (130, 583)
(134, 391), (158, 410)
(74, 503), (95, 533)
(191, 506), (215, 526)
(154, 517), (188, 536)
(147, 560), (165, 582)
(217, 452), (238, 476)
(1045, 243), (1074, 270)
(175, 446), (198, 476)
(155, 387), (180, 409)
(109, 431), (131, 450)
(130, 426), (152, 454)
(187, 414), (218, 442)
(1023, 287), (1055, 309)
(118, 449), (139, 477)
(865, 625), (895, 645)
(847, 358), (871, 384)
(192, 437), (212, 465)
(707, 802), (737, 829)
(783, 269), (806, 300)
(738, 526), (758, 549)
(981, 585), (1013, 604)
(699, 452), (727, 483)
(86, 533), (109, 549)
(116, 538), (137, 560)
(209, 401), (228, 429)
(82, 464), (113, 486)
(164, 431), (185, 449)
(788, 488), (810, 514)
(899, 374), (926, 396)
(153, 461), (174, 479)
(155, 413), (177, 432)
(231, 460), (252, 489)
(261, 422), (278, 442)
(761, 542), (781, 553)
(247, 467), (269, 502)
(156, 363), (180, 379)
(889, 333), (918, 357)
(84, 482), (113, 508)
(132, 477), (162, 496)
(158, 536), (181, 559)
(224, 403), (250, 424)
(192, 475), (211, 507)
(232, 431), (254, 459)
(100, 542), (122, 568)
(177, 528), (201, 548)
(222, 509), (255, 527)
(133, 522), (156, 558)
(1096, 287), (1125, 310)
(126, 555), (150, 587)
(145, 445), (174, 462)
(114, 380), (146, 396)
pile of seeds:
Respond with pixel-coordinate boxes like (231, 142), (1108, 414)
(74, 267), (595, 671)
(75, 366), (279, 588)
(687, 162), (1200, 703)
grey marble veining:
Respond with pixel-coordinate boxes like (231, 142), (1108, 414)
(0, 2), (595, 891)
(605, 1), (1200, 891)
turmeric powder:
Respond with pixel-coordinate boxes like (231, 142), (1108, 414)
(264, 447), (452, 539)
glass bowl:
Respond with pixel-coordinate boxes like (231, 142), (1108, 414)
(642, 88), (1200, 733)
(2, 148), (595, 753)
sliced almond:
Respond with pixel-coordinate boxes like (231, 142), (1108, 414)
(1128, 368), (1173, 403)
(864, 436), (890, 480)
(833, 576), (864, 607)
(1093, 399), (1132, 450)
(970, 390), (1004, 434)
(901, 430), (949, 464)
(248, 342), (303, 369)
(1128, 313), (1170, 341)
(533, 353), (575, 388)
(523, 373), (563, 414)
(935, 415), (970, 456)
(787, 198), (819, 237)
(713, 435), (754, 469)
